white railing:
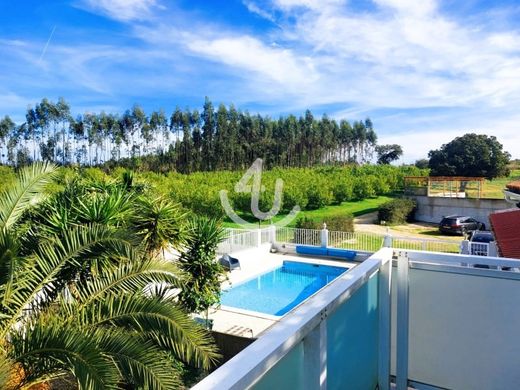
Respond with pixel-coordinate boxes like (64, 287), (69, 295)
(276, 227), (321, 246)
(468, 242), (490, 256)
(222, 226), (462, 255)
(260, 227), (272, 244)
(393, 236), (460, 254)
(328, 230), (386, 252)
(218, 229), (259, 254)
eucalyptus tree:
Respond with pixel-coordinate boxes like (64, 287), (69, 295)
(191, 109), (203, 171)
(55, 97), (71, 164)
(0, 164), (220, 389)
(25, 108), (39, 161)
(0, 116), (14, 164)
(201, 97), (215, 170)
(2, 96), (385, 169)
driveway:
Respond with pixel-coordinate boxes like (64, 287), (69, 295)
(354, 212), (462, 241)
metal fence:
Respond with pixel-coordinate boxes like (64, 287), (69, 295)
(275, 227), (321, 246)
(393, 236), (461, 254)
(217, 229), (258, 254)
(221, 226), (462, 255)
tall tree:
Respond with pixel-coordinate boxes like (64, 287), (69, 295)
(376, 144), (403, 164)
(201, 97), (215, 171)
(428, 133), (510, 178)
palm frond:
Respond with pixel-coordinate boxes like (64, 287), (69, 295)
(95, 329), (183, 389)
(0, 162), (57, 231)
(9, 318), (119, 390)
(133, 196), (188, 255)
(0, 224), (138, 338)
(73, 258), (183, 307)
(78, 295), (220, 369)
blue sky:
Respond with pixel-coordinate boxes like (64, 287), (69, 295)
(1, 0), (519, 162)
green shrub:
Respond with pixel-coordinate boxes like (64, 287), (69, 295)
(353, 176), (376, 199)
(377, 198), (417, 225)
(306, 183), (332, 210)
(295, 215), (321, 230)
(324, 215), (354, 232)
(332, 179), (354, 204)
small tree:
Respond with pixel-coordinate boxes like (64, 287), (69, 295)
(428, 133), (510, 179)
(375, 144), (403, 165)
(414, 158), (429, 169)
(177, 217), (225, 326)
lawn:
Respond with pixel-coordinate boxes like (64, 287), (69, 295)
(222, 195), (394, 228)
(480, 169), (520, 199)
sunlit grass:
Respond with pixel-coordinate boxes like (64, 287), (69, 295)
(222, 196), (393, 228)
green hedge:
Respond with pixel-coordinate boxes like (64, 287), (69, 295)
(295, 214), (354, 233)
(377, 198), (417, 225)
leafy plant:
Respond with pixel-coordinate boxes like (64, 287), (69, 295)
(378, 198), (417, 225)
(0, 163), (220, 389)
(177, 217), (226, 323)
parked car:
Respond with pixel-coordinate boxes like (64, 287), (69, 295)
(439, 215), (486, 235)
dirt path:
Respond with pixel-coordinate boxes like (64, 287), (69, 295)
(354, 212), (462, 241)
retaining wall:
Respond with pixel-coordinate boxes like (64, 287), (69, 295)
(413, 196), (511, 225)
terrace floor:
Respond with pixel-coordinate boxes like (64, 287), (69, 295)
(208, 246), (356, 337)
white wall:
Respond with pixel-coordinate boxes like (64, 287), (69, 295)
(391, 266), (520, 390)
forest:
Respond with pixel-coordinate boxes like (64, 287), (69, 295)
(0, 97), (379, 171)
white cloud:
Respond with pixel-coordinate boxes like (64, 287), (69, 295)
(79, 0), (159, 21)
(272, 0), (344, 11)
(187, 35), (318, 87)
(243, 1), (276, 22)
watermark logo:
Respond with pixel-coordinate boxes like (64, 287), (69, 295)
(220, 159), (300, 229)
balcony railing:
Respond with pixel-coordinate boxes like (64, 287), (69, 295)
(194, 248), (520, 390)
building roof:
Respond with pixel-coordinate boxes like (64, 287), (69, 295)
(489, 208), (520, 259)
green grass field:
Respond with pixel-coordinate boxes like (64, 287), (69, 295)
(480, 169), (520, 199)
(222, 195), (393, 228)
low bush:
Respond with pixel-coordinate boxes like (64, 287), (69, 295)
(377, 198), (417, 225)
(324, 215), (354, 232)
(295, 216), (321, 230)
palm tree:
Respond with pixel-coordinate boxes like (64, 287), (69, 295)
(177, 217), (225, 327)
(134, 196), (187, 258)
(0, 163), (219, 389)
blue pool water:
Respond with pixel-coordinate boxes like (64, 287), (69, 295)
(221, 261), (348, 316)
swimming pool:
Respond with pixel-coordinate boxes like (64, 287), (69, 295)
(220, 261), (348, 316)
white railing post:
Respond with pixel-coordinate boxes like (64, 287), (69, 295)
(321, 223), (329, 248)
(383, 233), (393, 248)
(257, 228), (262, 247)
(488, 242), (498, 257)
(270, 225), (276, 244)
(460, 240), (470, 254)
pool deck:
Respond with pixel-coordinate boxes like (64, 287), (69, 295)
(208, 245), (357, 338)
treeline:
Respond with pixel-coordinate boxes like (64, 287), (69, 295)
(0, 97), (378, 171)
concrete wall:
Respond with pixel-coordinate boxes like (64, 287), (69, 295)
(212, 331), (255, 365)
(413, 195), (511, 225)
